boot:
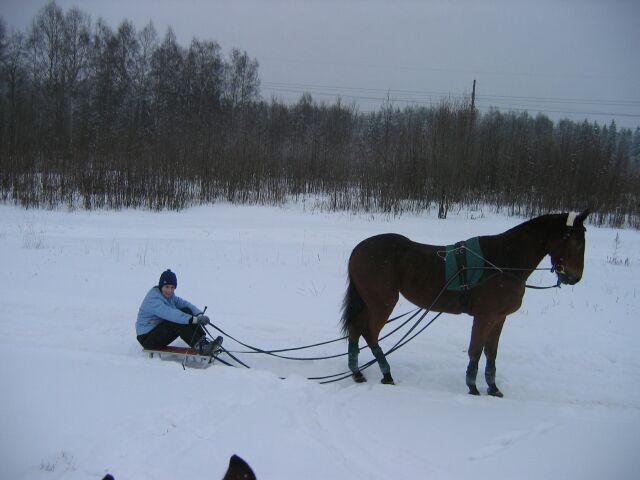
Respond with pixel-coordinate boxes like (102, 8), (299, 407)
(196, 336), (223, 356)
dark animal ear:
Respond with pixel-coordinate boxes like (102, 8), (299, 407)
(223, 454), (257, 480)
(575, 209), (590, 226)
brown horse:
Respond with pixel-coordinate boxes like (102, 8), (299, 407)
(341, 210), (589, 396)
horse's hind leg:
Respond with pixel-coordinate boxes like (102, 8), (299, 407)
(345, 306), (370, 383)
(347, 313), (394, 384)
(347, 308), (395, 384)
(362, 309), (395, 385)
(348, 333), (366, 383)
(367, 338), (394, 385)
(342, 275), (369, 383)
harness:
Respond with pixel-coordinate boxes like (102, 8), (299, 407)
(444, 236), (484, 291)
(443, 236), (484, 313)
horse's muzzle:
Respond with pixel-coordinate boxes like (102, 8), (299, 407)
(555, 265), (582, 285)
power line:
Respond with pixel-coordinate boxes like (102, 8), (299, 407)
(474, 104), (640, 119)
(261, 81), (640, 109)
(260, 80), (640, 121)
(477, 93), (640, 107)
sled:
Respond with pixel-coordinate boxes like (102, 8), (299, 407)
(144, 345), (219, 368)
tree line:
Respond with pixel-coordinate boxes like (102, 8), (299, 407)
(1, 2), (639, 227)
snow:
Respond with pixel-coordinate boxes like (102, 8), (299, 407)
(1, 202), (639, 479)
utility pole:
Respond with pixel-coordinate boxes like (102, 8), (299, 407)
(471, 79), (476, 110)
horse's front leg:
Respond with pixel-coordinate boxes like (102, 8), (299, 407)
(466, 317), (487, 395)
(466, 315), (505, 396)
(483, 316), (506, 397)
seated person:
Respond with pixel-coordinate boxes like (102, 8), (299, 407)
(136, 269), (222, 355)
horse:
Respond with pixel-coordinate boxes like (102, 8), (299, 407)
(341, 210), (589, 396)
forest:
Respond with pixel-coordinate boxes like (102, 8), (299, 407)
(1, 2), (639, 227)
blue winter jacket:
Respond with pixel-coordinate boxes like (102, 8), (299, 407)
(136, 286), (203, 336)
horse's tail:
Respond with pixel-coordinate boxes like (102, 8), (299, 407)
(341, 273), (365, 337)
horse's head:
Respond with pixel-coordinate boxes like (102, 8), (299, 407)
(547, 209), (589, 285)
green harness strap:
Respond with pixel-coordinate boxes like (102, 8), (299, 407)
(444, 236), (484, 291)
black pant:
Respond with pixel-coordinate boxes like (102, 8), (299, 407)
(137, 320), (205, 349)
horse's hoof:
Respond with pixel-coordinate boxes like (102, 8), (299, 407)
(381, 374), (395, 385)
(468, 385), (480, 396)
(487, 385), (503, 398)
(352, 372), (367, 383)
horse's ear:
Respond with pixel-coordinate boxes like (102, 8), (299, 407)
(575, 209), (590, 226)
(223, 455), (256, 480)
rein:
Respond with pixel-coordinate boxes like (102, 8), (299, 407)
(438, 243), (562, 290)
(464, 265), (561, 290)
(205, 308), (421, 367)
(203, 248), (560, 381)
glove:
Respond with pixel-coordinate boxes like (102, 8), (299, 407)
(193, 315), (210, 326)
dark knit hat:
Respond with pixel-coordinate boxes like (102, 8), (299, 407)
(159, 269), (177, 288)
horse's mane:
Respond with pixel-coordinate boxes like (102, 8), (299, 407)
(501, 213), (565, 237)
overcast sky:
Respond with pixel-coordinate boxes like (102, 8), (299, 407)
(3, 0), (640, 129)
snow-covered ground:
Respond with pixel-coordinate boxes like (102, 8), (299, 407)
(1, 202), (639, 480)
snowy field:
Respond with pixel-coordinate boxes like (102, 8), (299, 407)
(1, 202), (639, 480)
